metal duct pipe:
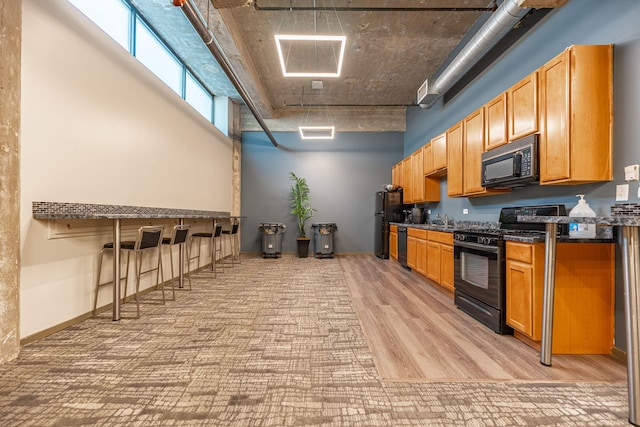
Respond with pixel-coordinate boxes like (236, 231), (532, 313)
(173, 0), (279, 148)
(420, 0), (531, 108)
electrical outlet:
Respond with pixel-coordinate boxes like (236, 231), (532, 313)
(463, 209), (469, 215)
(427, 209), (431, 214)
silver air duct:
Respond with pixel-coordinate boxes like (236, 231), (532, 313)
(173, 0), (279, 148)
(418, 0), (531, 108)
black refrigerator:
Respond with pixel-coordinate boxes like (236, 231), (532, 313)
(374, 190), (407, 259)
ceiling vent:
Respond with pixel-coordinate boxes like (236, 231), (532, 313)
(416, 78), (429, 106)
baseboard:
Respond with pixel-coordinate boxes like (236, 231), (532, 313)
(611, 346), (627, 363)
(20, 268), (211, 347)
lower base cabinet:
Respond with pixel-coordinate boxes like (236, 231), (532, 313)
(402, 227), (454, 294)
(427, 231), (454, 292)
(407, 228), (427, 271)
(505, 241), (614, 354)
(390, 225), (398, 260)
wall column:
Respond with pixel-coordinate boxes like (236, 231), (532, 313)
(0, 0), (22, 363)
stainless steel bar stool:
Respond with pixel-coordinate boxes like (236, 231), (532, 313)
(93, 226), (164, 319)
(189, 223), (224, 277)
(161, 224), (191, 296)
(221, 220), (240, 266)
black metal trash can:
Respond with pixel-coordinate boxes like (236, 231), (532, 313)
(259, 223), (286, 258)
(311, 223), (337, 258)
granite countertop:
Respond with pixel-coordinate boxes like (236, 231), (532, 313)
(32, 201), (229, 220)
(391, 220), (615, 243)
(518, 215), (640, 226)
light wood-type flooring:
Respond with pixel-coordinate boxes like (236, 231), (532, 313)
(340, 254), (627, 383)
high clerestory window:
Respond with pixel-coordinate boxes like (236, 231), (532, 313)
(69, 0), (215, 124)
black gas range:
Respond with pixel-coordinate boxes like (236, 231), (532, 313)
(453, 205), (567, 334)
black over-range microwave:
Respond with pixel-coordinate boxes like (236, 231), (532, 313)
(481, 134), (539, 189)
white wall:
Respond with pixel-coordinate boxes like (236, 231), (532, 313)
(19, 0), (233, 338)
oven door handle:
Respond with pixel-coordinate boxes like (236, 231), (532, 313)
(454, 240), (500, 253)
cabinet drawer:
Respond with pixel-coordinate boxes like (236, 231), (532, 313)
(428, 230), (453, 245)
(390, 225), (398, 233)
(506, 242), (533, 263)
(408, 228), (427, 239)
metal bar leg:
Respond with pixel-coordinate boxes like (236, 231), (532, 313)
(179, 218), (185, 288)
(540, 222), (558, 366)
(622, 226), (640, 426)
(112, 219), (121, 321)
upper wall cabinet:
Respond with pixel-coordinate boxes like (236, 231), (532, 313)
(411, 149), (424, 202)
(508, 72), (539, 141)
(463, 108), (508, 197)
(538, 45), (613, 185)
(447, 121), (464, 197)
(402, 156), (413, 203)
(485, 93), (508, 150)
(424, 133), (447, 176)
(431, 132), (448, 172)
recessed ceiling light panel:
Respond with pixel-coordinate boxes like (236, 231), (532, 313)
(275, 35), (346, 78)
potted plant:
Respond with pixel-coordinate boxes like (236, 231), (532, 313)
(289, 171), (315, 257)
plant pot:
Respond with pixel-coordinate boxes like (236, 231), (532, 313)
(296, 238), (310, 258)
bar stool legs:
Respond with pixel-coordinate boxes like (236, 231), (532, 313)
(221, 221), (240, 266)
(93, 226), (164, 319)
(189, 224), (224, 277)
(161, 224), (191, 294)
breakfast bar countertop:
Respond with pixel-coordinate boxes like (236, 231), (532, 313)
(32, 201), (230, 220)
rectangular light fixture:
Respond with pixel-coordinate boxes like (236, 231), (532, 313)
(275, 35), (346, 78)
(299, 126), (335, 140)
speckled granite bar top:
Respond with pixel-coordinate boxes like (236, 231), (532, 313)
(33, 201), (229, 220)
(518, 215), (640, 226)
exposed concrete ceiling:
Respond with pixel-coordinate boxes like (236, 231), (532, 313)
(133, 0), (568, 133)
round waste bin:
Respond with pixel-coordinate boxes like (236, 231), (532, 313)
(259, 223), (286, 258)
(311, 223), (337, 258)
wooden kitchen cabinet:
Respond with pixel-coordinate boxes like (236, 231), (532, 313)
(391, 163), (400, 188)
(402, 157), (412, 203)
(431, 132), (447, 173)
(411, 149), (424, 202)
(426, 231), (454, 292)
(461, 108), (509, 197)
(538, 44), (613, 185)
(485, 92), (508, 150)
(407, 228), (427, 274)
(423, 143), (433, 175)
(505, 241), (615, 354)
(416, 238), (427, 276)
(507, 72), (538, 141)
(446, 121), (464, 197)
(389, 225), (398, 260)
(463, 108), (485, 195)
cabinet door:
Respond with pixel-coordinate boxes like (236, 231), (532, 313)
(539, 51), (570, 183)
(426, 241), (441, 283)
(485, 93), (508, 150)
(446, 121), (464, 197)
(431, 132), (447, 171)
(508, 72), (539, 140)
(402, 157), (412, 203)
(463, 108), (485, 195)
(416, 238), (427, 276)
(412, 150), (424, 202)
(539, 45), (613, 185)
(506, 259), (534, 337)
(423, 143), (434, 175)
(407, 236), (417, 269)
(440, 244), (454, 292)
(390, 231), (398, 260)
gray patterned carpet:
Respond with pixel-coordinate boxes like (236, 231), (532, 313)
(0, 255), (630, 426)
